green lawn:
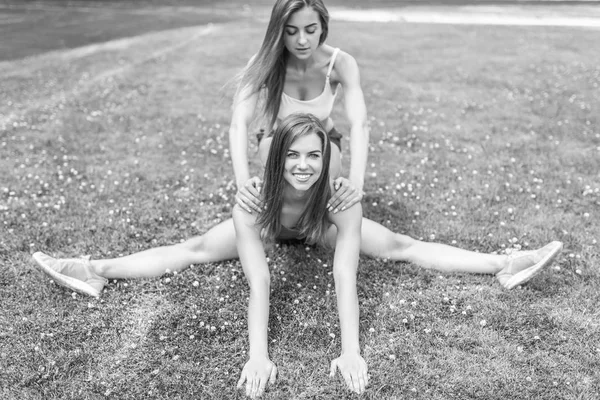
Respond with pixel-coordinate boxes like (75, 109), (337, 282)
(1, 3), (599, 400)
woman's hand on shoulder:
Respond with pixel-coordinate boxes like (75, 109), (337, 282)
(236, 176), (263, 214)
(328, 177), (364, 214)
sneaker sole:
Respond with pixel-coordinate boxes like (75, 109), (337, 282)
(32, 252), (101, 298)
(504, 241), (563, 290)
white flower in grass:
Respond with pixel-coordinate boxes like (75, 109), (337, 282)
(479, 319), (487, 327)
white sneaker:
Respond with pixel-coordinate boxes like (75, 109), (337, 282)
(496, 241), (563, 289)
(32, 251), (107, 297)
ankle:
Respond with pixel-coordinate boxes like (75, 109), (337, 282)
(89, 260), (108, 278)
(497, 256), (510, 273)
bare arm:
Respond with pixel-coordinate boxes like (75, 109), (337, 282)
(340, 54), (369, 192)
(230, 84), (258, 188)
(328, 52), (369, 213)
(232, 205), (277, 398)
(229, 76), (263, 214)
(328, 204), (368, 394)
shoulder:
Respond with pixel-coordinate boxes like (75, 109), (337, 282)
(232, 204), (259, 229)
(330, 49), (360, 84)
(327, 203), (363, 231)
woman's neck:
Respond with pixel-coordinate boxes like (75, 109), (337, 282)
(282, 185), (311, 206)
(286, 46), (324, 73)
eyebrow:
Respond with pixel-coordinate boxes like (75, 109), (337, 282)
(285, 23), (318, 29)
(287, 149), (322, 153)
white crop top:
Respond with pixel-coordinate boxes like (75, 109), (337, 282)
(277, 48), (340, 123)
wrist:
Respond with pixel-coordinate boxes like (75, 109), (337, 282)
(249, 350), (269, 359)
(341, 347), (361, 355)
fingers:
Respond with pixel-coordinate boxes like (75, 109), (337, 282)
(269, 364), (277, 385)
(329, 359), (338, 378)
(236, 371), (247, 389)
(330, 357), (369, 395)
(338, 192), (363, 212)
(242, 375), (259, 399)
(328, 179), (364, 213)
(236, 191), (261, 213)
(251, 376), (259, 398)
(238, 361), (275, 399)
(257, 375), (268, 398)
(236, 177), (263, 213)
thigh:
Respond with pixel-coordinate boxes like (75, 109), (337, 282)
(184, 218), (239, 261)
(325, 217), (411, 258)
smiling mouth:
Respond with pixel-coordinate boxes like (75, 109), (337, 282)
(294, 173), (312, 182)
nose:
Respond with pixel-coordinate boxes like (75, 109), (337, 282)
(298, 156), (308, 169)
(298, 31), (307, 45)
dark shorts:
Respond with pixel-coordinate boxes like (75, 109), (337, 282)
(257, 126), (343, 151)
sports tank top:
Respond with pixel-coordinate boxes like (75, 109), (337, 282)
(277, 48), (340, 123)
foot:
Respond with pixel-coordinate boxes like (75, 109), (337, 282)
(496, 241), (563, 289)
(32, 251), (107, 297)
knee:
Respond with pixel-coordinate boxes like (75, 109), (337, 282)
(381, 233), (416, 260)
(179, 235), (207, 255)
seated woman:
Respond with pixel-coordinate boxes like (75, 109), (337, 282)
(33, 113), (562, 398)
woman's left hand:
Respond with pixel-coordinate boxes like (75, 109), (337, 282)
(328, 177), (364, 213)
(329, 352), (369, 394)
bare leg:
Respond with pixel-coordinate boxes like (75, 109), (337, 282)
(92, 219), (239, 279)
(326, 218), (505, 274)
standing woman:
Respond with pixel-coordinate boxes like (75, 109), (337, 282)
(230, 0), (368, 215)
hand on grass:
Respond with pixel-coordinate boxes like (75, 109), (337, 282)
(329, 352), (368, 395)
(237, 356), (277, 398)
(327, 177), (363, 213)
(236, 176), (263, 214)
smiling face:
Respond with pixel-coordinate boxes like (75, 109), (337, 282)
(283, 132), (324, 192)
(283, 6), (323, 60)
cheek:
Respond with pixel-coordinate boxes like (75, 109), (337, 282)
(284, 160), (294, 172)
(312, 160), (324, 175)
(283, 35), (294, 49)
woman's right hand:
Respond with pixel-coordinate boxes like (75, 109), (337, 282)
(236, 176), (263, 213)
(237, 357), (278, 398)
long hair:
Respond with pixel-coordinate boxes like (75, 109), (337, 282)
(257, 113), (332, 246)
(236, 0), (329, 129)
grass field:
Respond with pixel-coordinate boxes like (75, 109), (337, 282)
(1, 1), (600, 399)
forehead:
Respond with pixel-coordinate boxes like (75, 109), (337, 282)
(286, 6), (320, 27)
(289, 132), (323, 151)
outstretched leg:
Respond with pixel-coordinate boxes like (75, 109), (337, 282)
(326, 218), (562, 288)
(93, 218), (238, 279)
(345, 218), (504, 274)
(33, 218), (239, 296)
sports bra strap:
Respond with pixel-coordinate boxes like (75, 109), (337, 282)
(326, 48), (340, 80)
